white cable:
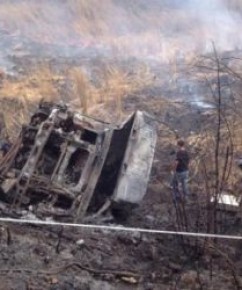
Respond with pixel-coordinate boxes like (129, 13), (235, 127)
(0, 217), (241, 240)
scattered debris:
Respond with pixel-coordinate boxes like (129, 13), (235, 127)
(76, 239), (85, 247)
(120, 276), (138, 284)
(210, 193), (242, 212)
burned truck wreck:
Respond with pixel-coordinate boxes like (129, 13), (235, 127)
(0, 102), (157, 222)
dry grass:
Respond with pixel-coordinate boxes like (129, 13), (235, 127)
(0, 64), (62, 136)
(0, 0), (241, 133)
(0, 65), (60, 101)
(0, 97), (30, 137)
(69, 64), (155, 118)
(69, 68), (91, 114)
(0, 0), (239, 61)
(0, 61), (155, 134)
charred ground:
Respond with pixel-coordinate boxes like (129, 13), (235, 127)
(1, 1), (242, 289)
(0, 51), (241, 289)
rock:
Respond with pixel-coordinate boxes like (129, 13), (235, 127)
(144, 283), (154, 290)
(103, 274), (115, 282)
(74, 273), (91, 290)
(117, 231), (141, 245)
(76, 239), (85, 247)
(146, 215), (155, 222)
(61, 249), (74, 260)
(50, 277), (58, 285)
(33, 245), (46, 257)
(162, 273), (171, 283)
(120, 276), (138, 284)
(180, 270), (197, 288)
(28, 205), (33, 211)
(0, 202), (6, 210)
(168, 262), (182, 272)
(44, 255), (51, 264)
(21, 211), (39, 220)
(94, 255), (103, 267)
(141, 234), (150, 243)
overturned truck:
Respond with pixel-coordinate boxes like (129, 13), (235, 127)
(0, 102), (157, 221)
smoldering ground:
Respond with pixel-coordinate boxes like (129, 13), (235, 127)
(0, 0), (241, 64)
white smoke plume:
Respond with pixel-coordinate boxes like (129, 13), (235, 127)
(0, 0), (241, 61)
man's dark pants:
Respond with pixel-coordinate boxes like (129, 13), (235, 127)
(172, 170), (189, 201)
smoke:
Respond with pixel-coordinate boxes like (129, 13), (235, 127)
(184, 0), (242, 52)
(158, 0), (242, 62)
(0, 0), (241, 62)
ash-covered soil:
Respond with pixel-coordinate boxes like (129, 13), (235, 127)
(0, 222), (241, 290)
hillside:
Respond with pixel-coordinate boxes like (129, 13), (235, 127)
(0, 0), (241, 62)
(0, 1), (242, 290)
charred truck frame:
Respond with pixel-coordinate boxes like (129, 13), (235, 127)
(0, 102), (157, 221)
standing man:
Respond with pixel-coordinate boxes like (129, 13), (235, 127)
(171, 139), (190, 201)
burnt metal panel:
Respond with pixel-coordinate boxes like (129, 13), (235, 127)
(112, 111), (157, 205)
